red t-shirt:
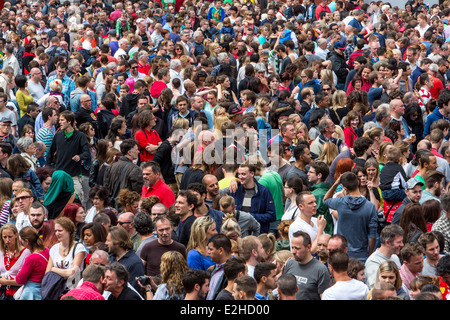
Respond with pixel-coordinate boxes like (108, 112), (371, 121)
(134, 128), (161, 162)
(142, 179), (175, 208)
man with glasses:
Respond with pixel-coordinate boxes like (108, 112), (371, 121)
(14, 188), (34, 233)
(118, 212), (140, 252)
(76, 94), (99, 137)
(128, 60), (145, 81)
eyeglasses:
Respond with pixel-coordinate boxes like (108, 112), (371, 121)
(118, 221), (132, 225)
(323, 88), (331, 91)
(82, 99), (91, 103)
(131, 66), (138, 69)
(16, 195), (32, 201)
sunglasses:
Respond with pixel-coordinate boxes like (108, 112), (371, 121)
(16, 195), (32, 201)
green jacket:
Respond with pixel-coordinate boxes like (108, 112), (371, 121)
(311, 182), (333, 235)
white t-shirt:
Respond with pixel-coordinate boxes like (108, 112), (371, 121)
(288, 216), (318, 247)
(322, 279), (369, 300)
(49, 242), (87, 270)
(15, 212), (32, 233)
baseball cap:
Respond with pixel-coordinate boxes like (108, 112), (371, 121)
(228, 104), (244, 115)
(0, 117), (12, 123)
(107, 29), (117, 36)
(334, 42), (346, 50)
(405, 178), (424, 190)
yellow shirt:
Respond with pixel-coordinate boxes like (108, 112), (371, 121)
(218, 177), (238, 190)
(16, 89), (33, 117)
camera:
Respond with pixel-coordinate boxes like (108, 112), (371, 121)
(137, 276), (151, 286)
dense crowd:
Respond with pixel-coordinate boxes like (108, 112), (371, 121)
(0, 0), (450, 302)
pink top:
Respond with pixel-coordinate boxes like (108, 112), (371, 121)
(15, 248), (50, 285)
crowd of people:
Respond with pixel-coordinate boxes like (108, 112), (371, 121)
(0, 0), (450, 302)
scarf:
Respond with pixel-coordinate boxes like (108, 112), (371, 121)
(43, 170), (75, 206)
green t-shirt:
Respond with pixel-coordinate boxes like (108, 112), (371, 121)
(259, 171), (284, 220)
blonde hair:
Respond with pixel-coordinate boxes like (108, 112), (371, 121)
(50, 79), (63, 91)
(319, 142), (339, 166)
(294, 122), (310, 144)
(332, 90), (347, 109)
(160, 251), (188, 298)
(221, 213), (242, 238)
(273, 250), (293, 267)
(254, 96), (271, 121)
(186, 216), (216, 254)
(0, 223), (22, 255)
(258, 233), (276, 260)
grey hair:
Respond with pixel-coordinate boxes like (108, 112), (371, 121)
(217, 52), (228, 64)
(68, 59), (79, 70)
(170, 59), (181, 70)
(16, 137), (34, 153)
(363, 121), (377, 132)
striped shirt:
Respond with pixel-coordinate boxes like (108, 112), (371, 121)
(36, 125), (55, 161)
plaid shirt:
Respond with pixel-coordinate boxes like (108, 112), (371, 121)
(61, 281), (105, 300)
(44, 74), (76, 107)
(432, 214), (450, 253)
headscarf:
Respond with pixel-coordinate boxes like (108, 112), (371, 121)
(43, 170), (75, 206)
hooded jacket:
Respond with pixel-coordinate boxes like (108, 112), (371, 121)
(229, 179), (276, 234)
(119, 92), (142, 118)
(324, 195), (378, 260)
(328, 50), (349, 85)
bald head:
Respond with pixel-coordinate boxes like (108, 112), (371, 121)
(117, 212), (135, 234)
(203, 174), (219, 199)
(80, 94), (91, 109)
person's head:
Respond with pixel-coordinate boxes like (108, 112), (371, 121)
(19, 226), (45, 252)
(379, 224), (404, 256)
(0, 223), (21, 254)
(175, 190), (197, 218)
(233, 275), (257, 300)
(340, 172), (360, 192)
(103, 262), (129, 294)
(59, 110), (76, 131)
(89, 185), (110, 209)
(307, 160), (329, 185)
(239, 235), (265, 264)
(328, 234), (348, 253)
(182, 269), (210, 299)
(63, 202), (85, 227)
(277, 274), (298, 300)
(375, 260), (403, 291)
(187, 215), (217, 252)
(290, 231), (312, 263)
(54, 216), (76, 247)
(292, 142), (312, 166)
(418, 232), (441, 263)
(296, 191), (317, 218)
(207, 233), (232, 264)
(81, 222), (107, 247)
(14, 187), (33, 213)
(117, 211), (135, 235)
(254, 262), (277, 290)
(327, 248), (350, 276)
(223, 256), (246, 283)
(423, 170), (445, 196)
(120, 139), (140, 161)
(29, 201), (47, 230)
(400, 243), (425, 275)
(105, 226), (134, 256)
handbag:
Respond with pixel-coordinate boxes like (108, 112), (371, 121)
(13, 286), (24, 300)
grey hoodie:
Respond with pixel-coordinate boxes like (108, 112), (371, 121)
(324, 195), (378, 260)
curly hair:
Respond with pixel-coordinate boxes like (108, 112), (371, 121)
(118, 188), (140, 211)
(160, 251), (189, 299)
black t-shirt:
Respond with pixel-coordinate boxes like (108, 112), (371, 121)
(108, 286), (142, 300)
(215, 289), (234, 300)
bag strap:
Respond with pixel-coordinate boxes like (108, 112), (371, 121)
(35, 252), (49, 263)
(111, 162), (131, 199)
(56, 193), (76, 219)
